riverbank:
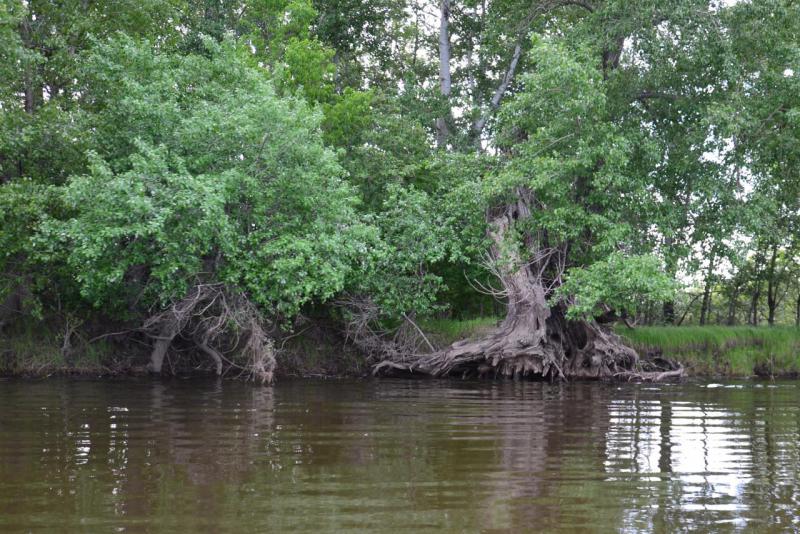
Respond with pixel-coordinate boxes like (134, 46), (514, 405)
(618, 325), (800, 377)
(3, 318), (800, 379)
(420, 319), (800, 377)
(421, 319), (800, 377)
(0, 319), (369, 378)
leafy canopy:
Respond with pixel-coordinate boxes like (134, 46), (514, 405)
(36, 36), (371, 318)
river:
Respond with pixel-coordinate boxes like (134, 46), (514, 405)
(1, 377), (798, 532)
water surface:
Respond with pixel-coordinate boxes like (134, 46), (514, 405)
(1, 377), (799, 532)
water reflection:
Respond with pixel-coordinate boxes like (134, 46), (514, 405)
(1, 378), (799, 531)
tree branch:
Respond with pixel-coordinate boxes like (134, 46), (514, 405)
(472, 0), (596, 141)
(636, 90), (679, 102)
(472, 41), (523, 139)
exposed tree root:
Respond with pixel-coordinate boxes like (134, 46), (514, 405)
(142, 284), (275, 383)
(369, 305), (663, 381)
(370, 311), (682, 383)
(367, 188), (681, 383)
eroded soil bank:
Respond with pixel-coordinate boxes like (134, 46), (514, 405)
(3, 320), (800, 379)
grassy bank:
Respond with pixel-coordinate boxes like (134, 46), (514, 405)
(619, 325), (800, 377)
(1, 316), (498, 378)
(418, 317), (500, 347)
(2, 328), (119, 376)
(420, 319), (800, 377)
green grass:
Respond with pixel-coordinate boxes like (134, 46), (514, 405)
(619, 325), (800, 376)
(420, 318), (800, 377)
(418, 317), (500, 348)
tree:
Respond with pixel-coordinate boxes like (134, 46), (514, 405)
(376, 37), (675, 378)
(27, 36), (372, 379)
(717, 0), (800, 326)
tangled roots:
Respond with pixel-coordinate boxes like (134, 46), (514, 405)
(143, 284), (275, 383)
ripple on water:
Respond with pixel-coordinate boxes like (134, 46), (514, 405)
(1, 378), (799, 532)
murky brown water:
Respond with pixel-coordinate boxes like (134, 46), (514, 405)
(1, 378), (799, 532)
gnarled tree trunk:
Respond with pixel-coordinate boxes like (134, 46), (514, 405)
(375, 189), (654, 380)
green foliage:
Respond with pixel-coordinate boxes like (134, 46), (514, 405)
(494, 36), (644, 254)
(279, 37), (337, 102)
(38, 144), (231, 309)
(2, 0), (800, 374)
(0, 180), (57, 269)
(321, 88), (373, 148)
(0, 179), (67, 315)
(0, 0), (184, 183)
(555, 253), (676, 320)
(337, 91), (432, 208)
(351, 184), (451, 316)
(488, 36), (676, 318)
(30, 36), (370, 319)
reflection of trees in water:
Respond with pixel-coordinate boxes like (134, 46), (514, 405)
(291, 381), (627, 531)
(4, 380), (800, 531)
(414, 382), (800, 532)
(234, 381), (509, 530)
(146, 381), (275, 484)
(472, 382), (626, 531)
(0, 379), (276, 530)
(608, 385), (800, 531)
(746, 386), (800, 528)
(139, 381), (275, 529)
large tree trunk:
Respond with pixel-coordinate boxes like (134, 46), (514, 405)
(19, 11), (47, 116)
(662, 236), (677, 325)
(412, 289), (639, 380)
(376, 191), (649, 380)
(727, 286), (739, 325)
(749, 247), (766, 326)
(663, 300), (675, 325)
(750, 283), (761, 326)
(435, 0), (452, 148)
